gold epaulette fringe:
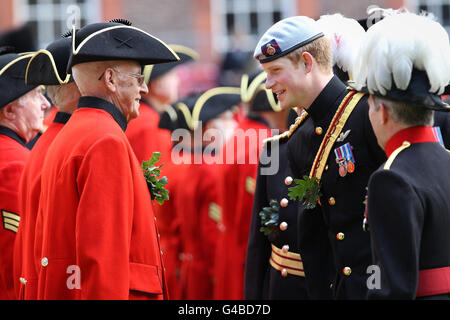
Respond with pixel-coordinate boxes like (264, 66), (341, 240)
(263, 110), (308, 144)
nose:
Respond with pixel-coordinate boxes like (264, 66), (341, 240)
(140, 80), (149, 95)
(265, 74), (274, 90)
(40, 93), (51, 111)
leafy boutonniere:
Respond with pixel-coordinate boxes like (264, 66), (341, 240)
(142, 152), (169, 205)
(259, 199), (280, 236)
(288, 176), (321, 209)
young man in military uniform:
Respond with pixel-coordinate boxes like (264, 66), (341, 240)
(254, 16), (386, 299)
(13, 35), (80, 299)
(354, 12), (450, 299)
(0, 49), (50, 299)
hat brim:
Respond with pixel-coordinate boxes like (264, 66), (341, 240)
(348, 71), (450, 112)
(258, 33), (324, 63)
(26, 49), (72, 85)
(68, 24), (180, 73)
(145, 45), (198, 83)
(0, 53), (37, 108)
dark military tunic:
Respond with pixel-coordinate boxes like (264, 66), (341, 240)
(286, 76), (386, 299)
(245, 129), (308, 300)
(367, 126), (450, 299)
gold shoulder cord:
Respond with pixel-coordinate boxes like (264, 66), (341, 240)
(263, 110), (308, 144)
(309, 90), (365, 180)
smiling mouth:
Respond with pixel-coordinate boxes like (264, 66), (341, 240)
(275, 90), (286, 99)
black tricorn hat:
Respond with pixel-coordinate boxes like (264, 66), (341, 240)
(240, 71), (280, 112)
(143, 44), (198, 84)
(26, 36), (73, 85)
(352, 68), (450, 111)
(160, 87), (241, 131)
(67, 20), (180, 73)
(0, 49), (37, 108)
(159, 93), (198, 132)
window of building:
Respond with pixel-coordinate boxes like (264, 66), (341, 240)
(211, 0), (297, 53)
(14, 0), (101, 49)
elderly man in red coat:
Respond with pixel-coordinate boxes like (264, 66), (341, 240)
(0, 49), (50, 299)
(34, 20), (179, 299)
(13, 36), (80, 299)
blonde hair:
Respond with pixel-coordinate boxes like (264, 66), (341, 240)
(286, 36), (333, 74)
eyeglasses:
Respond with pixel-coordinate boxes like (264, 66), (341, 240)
(98, 67), (145, 86)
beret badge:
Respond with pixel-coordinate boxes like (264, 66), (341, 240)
(262, 39), (281, 57)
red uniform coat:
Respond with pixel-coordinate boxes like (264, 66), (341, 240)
(13, 112), (71, 299)
(214, 116), (271, 299)
(0, 126), (29, 299)
(151, 159), (183, 299)
(126, 100), (179, 298)
(126, 100), (173, 165)
(171, 152), (220, 299)
(35, 97), (166, 300)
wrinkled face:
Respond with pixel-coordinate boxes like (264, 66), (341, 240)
(14, 86), (51, 141)
(262, 57), (307, 110)
(111, 61), (148, 122)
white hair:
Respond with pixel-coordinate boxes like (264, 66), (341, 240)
(316, 13), (366, 79)
(354, 10), (450, 95)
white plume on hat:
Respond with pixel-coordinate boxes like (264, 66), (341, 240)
(316, 13), (366, 80)
(354, 10), (450, 95)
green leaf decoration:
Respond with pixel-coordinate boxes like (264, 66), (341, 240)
(288, 175), (322, 209)
(142, 152), (170, 205)
(259, 199), (280, 236)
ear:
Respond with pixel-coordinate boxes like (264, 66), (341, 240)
(1, 103), (17, 121)
(103, 68), (117, 93)
(380, 103), (390, 125)
(301, 52), (314, 73)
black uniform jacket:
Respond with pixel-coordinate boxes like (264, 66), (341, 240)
(245, 132), (309, 300)
(286, 76), (386, 299)
(367, 126), (450, 300)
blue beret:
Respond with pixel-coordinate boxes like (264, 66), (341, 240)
(254, 16), (324, 63)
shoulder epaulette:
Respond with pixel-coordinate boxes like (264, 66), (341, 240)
(263, 110), (308, 144)
(384, 141), (411, 170)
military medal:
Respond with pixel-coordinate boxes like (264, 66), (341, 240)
(334, 143), (356, 177)
(336, 157), (347, 177)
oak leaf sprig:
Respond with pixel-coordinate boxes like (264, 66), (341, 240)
(142, 152), (169, 205)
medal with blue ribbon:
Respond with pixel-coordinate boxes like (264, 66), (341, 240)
(334, 142), (355, 177)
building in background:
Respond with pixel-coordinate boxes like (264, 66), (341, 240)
(0, 0), (442, 93)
